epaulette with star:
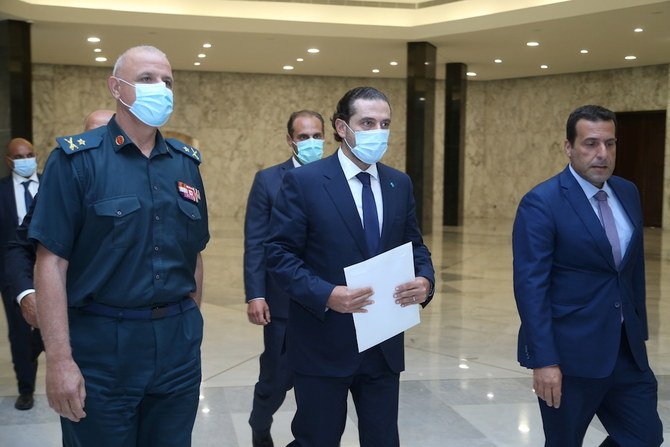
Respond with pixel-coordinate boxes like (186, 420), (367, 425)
(166, 138), (202, 164)
(56, 127), (105, 155)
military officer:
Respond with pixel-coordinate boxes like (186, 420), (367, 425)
(29, 46), (208, 447)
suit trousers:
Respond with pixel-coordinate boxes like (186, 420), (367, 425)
(60, 306), (203, 447)
(249, 316), (293, 432)
(0, 288), (43, 395)
(539, 325), (663, 447)
(288, 346), (400, 447)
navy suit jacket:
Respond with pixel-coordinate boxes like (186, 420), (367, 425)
(0, 175), (20, 292)
(265, 153), (435, 377)
(244, 158), (295, 319)
(513, 166), (649, 378)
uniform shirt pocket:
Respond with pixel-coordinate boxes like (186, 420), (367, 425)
(177, 199), (203, 241)
(92, 196), (141, 248)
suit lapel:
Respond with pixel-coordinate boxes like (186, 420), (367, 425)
(378, 165), (397, 252)
(321, 155), (368, 257)
(560, 168), (617, 270)
(609, 177), (641, 269)
(1, 176), (19, 225)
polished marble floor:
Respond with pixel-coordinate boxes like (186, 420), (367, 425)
(1, 219), (669, 446)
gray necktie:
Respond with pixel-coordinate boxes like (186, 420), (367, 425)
(595, 190), (622, 268)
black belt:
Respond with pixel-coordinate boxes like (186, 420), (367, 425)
(78, 298), (197, 320)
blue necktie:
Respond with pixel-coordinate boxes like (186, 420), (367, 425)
(356, 172), (380, 257)
(22, 180), (33, 211)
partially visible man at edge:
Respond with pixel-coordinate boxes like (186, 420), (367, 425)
(6, 109), (115, 329)
(29, 46), (209, 447)
(244, 110), (325, 447)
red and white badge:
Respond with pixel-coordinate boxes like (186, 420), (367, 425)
(177, 181), (201, 203)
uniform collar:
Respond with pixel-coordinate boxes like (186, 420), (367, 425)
(107, 116), (171, 157)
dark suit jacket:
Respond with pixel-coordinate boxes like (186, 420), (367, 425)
(244, 158), (294, 319)
(0, 175), (20, 292)
(265, 153), (435, 377)
(513, 166), (649, 378)
(4, 195), (36, 301)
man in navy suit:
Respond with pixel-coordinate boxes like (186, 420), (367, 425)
(266, 87), (435, 447)
(0, 137), (44, 410)
(244, 110), (325, 447)
(513, 105), (663, 446)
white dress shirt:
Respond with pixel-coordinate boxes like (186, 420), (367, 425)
(337, 148), (383, 234)
(12, 171), (39, 226)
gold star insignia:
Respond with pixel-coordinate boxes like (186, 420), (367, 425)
(77, 138), (86, 146)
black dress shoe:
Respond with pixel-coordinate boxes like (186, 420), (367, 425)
(252, 430), (274, 447)
(15, 393), (34, 410)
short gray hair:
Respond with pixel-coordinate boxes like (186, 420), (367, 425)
(112, 45), (168, 76)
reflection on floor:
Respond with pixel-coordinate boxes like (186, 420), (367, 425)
(1, 220), (668, 446)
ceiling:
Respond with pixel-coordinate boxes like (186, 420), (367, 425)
(1, 0), (669, 80)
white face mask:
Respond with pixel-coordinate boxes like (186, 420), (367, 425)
(343, 122), (389, 165)
(114, 77), (174, 127)
(13, 157), (37, 177)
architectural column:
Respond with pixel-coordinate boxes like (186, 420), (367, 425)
(0, 20), (32, 177)
(443, 62), (467, 226)
(405, 42), (436, 233)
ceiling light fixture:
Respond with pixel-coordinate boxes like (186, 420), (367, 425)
(390, 61), (398, 66)
(634, 27), (643, 33)
(95, 56), (107, 62)
(87, 37), (101, 43)
(197, 53), (206, 58)
(94, 48), (102, 53)
(296, 58), (304, 62)
(540, 64), (549, 69)
(283, 65), (295, 70)
(580, 49), (589, 54)
(307, 48), (319, 54)
(372, 69), (380, 73)
(625, 55), (637, 60)
(194, 62), (201, 66)
(203, 43), (212, 48)
(494, 59), (502, 63)
(466, 72), (477, 77)
(526, 41), (540, 47)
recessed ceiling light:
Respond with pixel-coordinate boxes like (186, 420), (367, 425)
(296, 58), (304, 62)
(540, 64), (549, 69)
(580, 49), (589, 54)
(466, 71), (477, 77)
(634, 27), (643, 33)
(372, 69), (380, 73)
(194, 62), (201, 66)
(389, 61), (398, 66)
(94, 48), (102, 53)
(625, 55), (637, 60)
(526, 41), (540, 47)
(494, 59), (502, 63)
(283, 65), (294, 70)
(197, 53), (206, 58)
(203, 43), (212, 48)
(87, 37), (101, 43)
(424, 61), (430, 65)
(307, 48), (319, 54)
(95, 56), (107, 62)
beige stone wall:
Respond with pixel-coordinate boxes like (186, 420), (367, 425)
(32, 63), (670, 231)
(463, 64), (670, 224)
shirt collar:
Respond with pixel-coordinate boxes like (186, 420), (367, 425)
(107, 115), (170, 157)
(568, 163), (612, 199)
(12, 171), (38, 186)
(291, 156), (301, 168)
(337, 148), (379, 181)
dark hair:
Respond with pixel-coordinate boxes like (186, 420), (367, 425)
(287, 110), (325, 139)
(566, 105), (617, 145)
(331, 87), (391, 142)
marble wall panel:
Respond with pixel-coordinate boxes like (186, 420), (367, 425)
(464, 64), (670, 223)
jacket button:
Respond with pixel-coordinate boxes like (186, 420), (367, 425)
(614, 302), (621, 309)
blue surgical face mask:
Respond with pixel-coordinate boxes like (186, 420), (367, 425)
(343, 122), (389, 165)
(114, 77), (174, 127)
(13, 157), (37, 178)
(292, 138), (324, 165)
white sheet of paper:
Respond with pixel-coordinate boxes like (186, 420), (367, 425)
(344, 242), (420, 352)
